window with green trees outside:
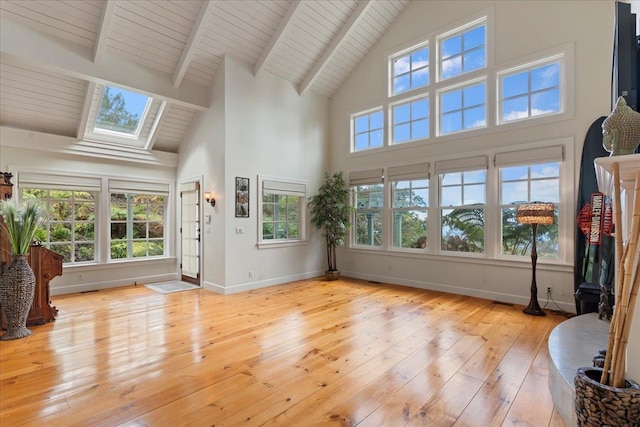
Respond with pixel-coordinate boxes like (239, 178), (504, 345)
(22, 188), (96, 264)
(110, 193), (165, 260)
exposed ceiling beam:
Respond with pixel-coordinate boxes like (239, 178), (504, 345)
(172, 1), (215, 88)
(76, 82), (97, 141)
(144, 100), (168, 151)
(253, 0), (304, 77)
(93, 0), (116, 64)
(0, 17), (209, 111)
(299, 0), (373, 95)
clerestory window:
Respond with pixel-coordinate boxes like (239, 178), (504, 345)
(498, 58), (563, 124)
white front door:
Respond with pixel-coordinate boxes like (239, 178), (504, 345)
(180, 182), (200, 284)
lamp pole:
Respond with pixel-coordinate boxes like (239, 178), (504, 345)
(523, 222), (545, 316)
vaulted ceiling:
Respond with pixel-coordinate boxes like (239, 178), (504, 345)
(0, 0), (409, 163)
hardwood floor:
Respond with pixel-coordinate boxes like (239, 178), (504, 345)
(0, 277), (569, 426)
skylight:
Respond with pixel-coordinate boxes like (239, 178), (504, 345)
(94, 86), (150, 137)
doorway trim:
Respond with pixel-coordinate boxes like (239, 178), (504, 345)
(179, 177), (203, 286)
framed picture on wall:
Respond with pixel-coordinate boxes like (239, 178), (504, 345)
(235, 177), (249, 218)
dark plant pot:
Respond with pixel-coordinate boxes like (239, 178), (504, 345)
(325, 270), (340, 281)
(0, 255), (36, 340)
(574, 367), (640, 426)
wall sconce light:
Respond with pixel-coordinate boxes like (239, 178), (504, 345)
(204, 192), (216, 207)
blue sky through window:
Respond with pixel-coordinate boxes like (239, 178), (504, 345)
(500, 163), (560, 204)
(95, 86), (150, 135)
(354, 110), (384, 151)
(440, 82), (486, 134)
(441, 25), (486, 80)
(501, 62), (560, 122)
(393, 47), (429, 95)
(393, 97), (429, 143)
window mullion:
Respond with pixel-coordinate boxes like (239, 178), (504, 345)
(127, 195), (133, 259)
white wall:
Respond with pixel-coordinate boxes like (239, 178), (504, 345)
(177, 55), (330, 293)
(0, 144), (177, 294)
(330, 1), (615, 311)
(177, 57), (227, 287)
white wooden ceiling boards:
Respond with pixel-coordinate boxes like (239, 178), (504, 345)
(0, 0), (409, 160)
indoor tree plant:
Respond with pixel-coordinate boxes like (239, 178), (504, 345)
(0, 199), (45, 340)
(309, 171), (355, 281)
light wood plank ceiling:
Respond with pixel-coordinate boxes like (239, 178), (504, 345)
(0, 0), (409, 160)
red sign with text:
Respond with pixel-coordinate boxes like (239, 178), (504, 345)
(577, 192), (613, 245)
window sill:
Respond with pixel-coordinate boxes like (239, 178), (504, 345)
(257, 240), (309, 249)
(63, 256), (176, 271)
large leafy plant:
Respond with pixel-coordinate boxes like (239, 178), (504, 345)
(308, 172), (355, 272)
(0, 200), (45, 255)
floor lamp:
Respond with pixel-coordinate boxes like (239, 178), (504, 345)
(516, 202), (555, 316)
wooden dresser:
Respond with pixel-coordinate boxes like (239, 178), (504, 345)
(0, 172), (63, 328)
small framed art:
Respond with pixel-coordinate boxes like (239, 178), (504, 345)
(235, 177), (249, 218)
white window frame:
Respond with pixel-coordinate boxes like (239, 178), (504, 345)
(437, 77), (488, 136)
(496, 145), (564, 260)
(351, 108), (385, 153)
(389, 163), (430, 251)
(436, 156), (488, 256)
(108, 179), (170, 261)
(82, 84), (161, 150)
(108, 193), (167, 260)
(349, 169), (385, 249)
(436, 17), (488, 83)
(17, 171), (101, 266)
(496, 44), (573, 127)
(390, 94), (430, 145)
(389, 42), (430, 97)
(93, 85), (152, 139)
(257, 176), (308, 249)
(22, 188), (98, 265)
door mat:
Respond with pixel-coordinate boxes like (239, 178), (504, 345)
(145, 281), (200, 294)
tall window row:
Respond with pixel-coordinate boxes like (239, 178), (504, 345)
(17, 172), (169, 265)
(352, 13), (570, 153)
(349, 145), (564, 260)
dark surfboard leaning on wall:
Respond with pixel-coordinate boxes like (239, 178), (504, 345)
(574, 117), (616, 314)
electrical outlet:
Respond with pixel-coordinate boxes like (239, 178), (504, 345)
(547, 286), (552, 295)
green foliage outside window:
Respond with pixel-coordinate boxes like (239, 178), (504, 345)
(392, 179), (428, 249)
(501, 207), (558, 257)
(262, 194), (300, 240)
(441, 207), (485, 252)
(109, 193), (165, 259)
(353, 183), (383, 247)
(96, 86), (141, 134)
(22, 189), (96, 264)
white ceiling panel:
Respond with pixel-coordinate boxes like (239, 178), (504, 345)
(262, 0), (357, 86)
(0, 58), (88, 137)
(106, 0), (201, 76)
(310, 0), (409, 97)
(154, 105), (198, 153)
(0, 0), (102, 47)
(183, 0), (288, 87)
(0, 0), (411, 160)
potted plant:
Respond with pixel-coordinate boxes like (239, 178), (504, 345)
(309, 172), (355, 281)
(0, 199), (44, 340)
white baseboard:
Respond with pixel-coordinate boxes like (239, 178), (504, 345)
(342, 270), (577, 314)
(50, 267), (576, 314)
(50, 273), (179, 295)
(202, 270), (324, 295)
